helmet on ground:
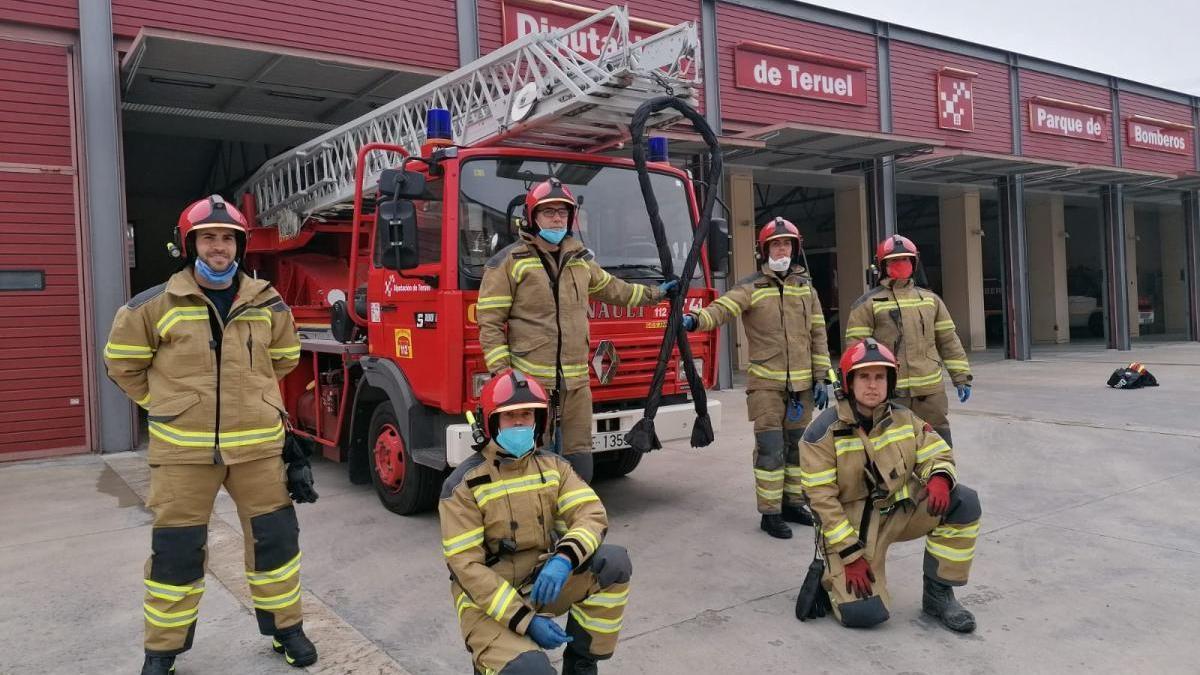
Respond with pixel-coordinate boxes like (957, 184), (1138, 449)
(523, 178), (577, 233)
(479, 369), (549, 440)
(175, 194), (249, 260)
(839, 337), (898, 398)
(757, 216), (802, 262)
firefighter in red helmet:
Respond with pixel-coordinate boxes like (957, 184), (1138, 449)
(680, 217), (832, 539)
(477, 178), (676, 481)
(798, 338), (981, 633)
(104, 195), (315, 674)
(439, 369), (633, 674)
(843, 235), (973, 445)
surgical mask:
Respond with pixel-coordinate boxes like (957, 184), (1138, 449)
(496, 426), (536, 458)
(768, 256), (791, 273)
(887, 258), (914, 280)
(195, 258), (238, 285)
(538, 228), (567, 245)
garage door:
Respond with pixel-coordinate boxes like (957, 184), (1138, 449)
(0, 39), (88, 457)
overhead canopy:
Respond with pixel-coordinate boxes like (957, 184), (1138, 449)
(1022, 164), (1176, 193)
(1142, 171), (1200, 192)
(655, 128), (767, 155)
(897, 149), (1074, 184)
(725, 122), (941, 171)
(120, 29), (438, 146)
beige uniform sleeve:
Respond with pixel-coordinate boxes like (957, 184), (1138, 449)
(477, 258), (515, 374)
(689, 281), (753, 332)
(843, 296), (875, 344)
(439, 480), (536, 635)
(808, 289), (831, 377)
(103, 304), (158, 409)
(800, 424), (863, 563)
(266, 297), (301, 379)
(552, 460), (608, 569)
(913, 419), (957, 485)
(933, 296), (972, 385)
(586, 260), (663, 308)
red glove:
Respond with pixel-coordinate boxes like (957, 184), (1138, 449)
(843, 557), (875, 599)
(926, 475), (952, 517)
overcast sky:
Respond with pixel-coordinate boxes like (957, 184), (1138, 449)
(802, 0), (1200, 96)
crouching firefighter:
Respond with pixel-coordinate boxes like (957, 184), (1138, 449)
(681, 217), (832, 539)
(104, 195), (318, 674)
(797, 338), (981, 633)
(439, 370), (633, 674)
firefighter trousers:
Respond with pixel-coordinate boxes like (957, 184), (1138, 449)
(822, 484), (981, 628)
(142, 455), (303, 656)
(748, 388), (814, 514)
(458, 545), (632, 674)
(546, 385), (594, 481)
(894, 389), (952, 445)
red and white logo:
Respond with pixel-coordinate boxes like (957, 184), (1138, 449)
(937, 69), (975, 132)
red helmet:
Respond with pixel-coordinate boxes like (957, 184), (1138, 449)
(175, 194), (249, 259)
(874, 234), (919, 266)
(479, 369), (549, 440)
(757, 217), (802, 261)
(523, 178), (576, 233)
(839, 338), (897, 398)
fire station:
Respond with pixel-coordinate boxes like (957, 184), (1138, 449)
(2, 0), (1198, 460)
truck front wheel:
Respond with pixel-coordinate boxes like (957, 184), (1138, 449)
(367, 401), (441, 515)
(593, 448), (643, 480)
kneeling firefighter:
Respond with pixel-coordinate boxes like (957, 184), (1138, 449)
(680, 217), (832, 539)
(439, 370), (632, 674)
(797, 338), (981, 632)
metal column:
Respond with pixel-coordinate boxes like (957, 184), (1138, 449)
(1101, 185), (1131, 350)
(701, 0), (732, 389)
(79, 0), (133, 452)
(1183, 191), (1200, 341)
(864, 158), (896, 241)
(997, 175), (1031, 360)
(456, 0), (479, 65)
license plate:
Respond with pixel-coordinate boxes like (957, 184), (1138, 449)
(591, 430), (628, 452)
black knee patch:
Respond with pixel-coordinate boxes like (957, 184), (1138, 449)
(947, 484), (981, 524)
(837, 595), (889, 628)
(498, 649), (555, 674)
(785, 426), (805, 448)
(567, 453), (594, 483)
(150, 525), (207, 585)
(250, 505), (300, 571)
(937, 425), (953, 447)
(754, 431), (785, 470)
(590, 544), (632, 587)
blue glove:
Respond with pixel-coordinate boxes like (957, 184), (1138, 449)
(527, 615), (572, 650)
(658, 279), (679, 297)
(956, 384), (971, 403)
(531, 555), (572, 606)
(786, 397), (804, 422)
(813, 384), (829, 410)
(680, 314), (697, 332)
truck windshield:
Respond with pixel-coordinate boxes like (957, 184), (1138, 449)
(458, 157), (695, 286)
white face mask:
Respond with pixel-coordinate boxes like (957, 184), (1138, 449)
(768, 256), (791, 272)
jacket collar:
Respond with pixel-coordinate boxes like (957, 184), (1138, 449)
(759, 263), (809, 285)
(166, 268), (272, 310)
(880, 277), (914, 290)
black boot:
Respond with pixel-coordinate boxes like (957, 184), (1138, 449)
(759, 513), (793, 539)
(562, 649), (599, 675)
(272, 625), (318, 667)
(781, 503), (814, 526)
(140, 655), (175, 675)
(922, 578), (976, 633)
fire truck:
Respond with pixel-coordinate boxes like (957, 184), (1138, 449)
(236, 6), (724, 514)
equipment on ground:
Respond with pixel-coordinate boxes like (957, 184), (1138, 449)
(1106, 362), (1159, 389)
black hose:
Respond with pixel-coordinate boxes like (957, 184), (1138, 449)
(624, 96), (721, 452)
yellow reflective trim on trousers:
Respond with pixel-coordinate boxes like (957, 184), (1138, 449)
(157, 308), (209, 337)
(486, 581), (517, 620)
(871, 425), (915, 452)
(823, 519), (855, 545)
(252, 583), (301, 610)
(755, 486), (783, 499)
(144, 606), (199, 628)
(144, 579), (204, 601)
(484, 345), (511, 367)
(754, 468), (783, 482)
(872, 298), (936, 314)
(104, 342), (154, 359)
(785, 467), (804, 478)
(580, 588), (629, 608)
(800, 468), (837, 487)
(473, 471), (562, 508)
(943, 360), (970, 372)
(713, 296), (742, 316)
(144, 603), (199, 621)
(897, 371), (943, 388)
(784, 484), (804, 495)
(246, 552), (302, 585)
(477, 295), (514, 310)
(565, 527), (600, 554)
(269, 345), (301, 360)
(845, 326), (872, 339)
(935, 320), (956, 332)
(148, 420), (285, 448)
(931, 523), (980, 539)
(589, 270), (613, 294)
(557, 487), (599, 514)
(835, 438), (864, 455)
(443, 527), (486, 557)
(917, 439), (950, 463)
(925, 540), (975, 562)
(627, 284), (644, 307)
(456, 592), (479, 618)
(569, 606), (623, 634)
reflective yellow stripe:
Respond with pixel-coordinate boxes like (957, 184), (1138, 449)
(144, 579), (204, 601)
(627, 284), (644, 307)
(872, 298), (936, 314)
(443, 526), (486, 557)
(747, 364), (812, 383)
(589, 270), (613, 294)
(713, 296), (742, 316)
(753, 468), (784, 482)
(156, 307), (209, 337)
(484, 345), (511, 368)
(812, 354), (831, 368)
(104, 342), (154, 359)
(269, 345), (301, 360)
(750, 288), (776, 305)
(935, 320), (956, 332)
(144, 603), (199, 621)
(565, 527), (600, 555)
(923, 462), (958, 482)
(511, 259), (542, 282)
(835, 438), (864, 455)
(872, 425), (915, 452)
(755, 486), (783, 499)
(570, 606), (623, 634)
(510, 355), (556, 378)
(916, 439), (950, 463)
(845, 326), (872, 339)
(233, 308), (273, 324)
(486, 581), (517, 620)
(784, 467), (804, 478)
(800, 468), (837, 487)
(557, 487), (600, 514)
(135, 392), (152, 408)
(823, 519), (855, 545)
(943, 359), (970, 372)
(143, 604), (199, 628)
(931, 523), (980, 539)
(697, 310), (716, 331)
(811, 314), (826, 326)
(925, 540), (975, 562)
(580, 589), (629, 608)
(897, 371), (943, 388)
(456, 592), (479, 618)
(148, 420), (285, 449)
(477, 295), (513, 310)
(246, 552), (302, 585)
(784, 484), (805, 495)
(783, 286), (811, 297)
(472, 470), (562, 508)
(252, 583), (301, 610)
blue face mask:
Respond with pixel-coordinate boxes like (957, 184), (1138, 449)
(195, 258), (238, 285)
(496, 426), (536, 458)
(538, 228), (568, 245)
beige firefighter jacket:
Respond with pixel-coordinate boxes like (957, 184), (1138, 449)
(439, 442), (607, 636)
(843, 278), (972, 397)
(800, 399), (956, 563)
(687, 264), (830, 391)
(104, 269), (301, 465)
(476, 232), (664, 391)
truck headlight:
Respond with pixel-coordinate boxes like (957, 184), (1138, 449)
(678, 359), (703, 382)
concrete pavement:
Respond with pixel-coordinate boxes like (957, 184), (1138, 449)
(1, 342), (1198, 674)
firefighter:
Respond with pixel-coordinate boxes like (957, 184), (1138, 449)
(440, 369), (631, 674)
(477, 178), (676, 482)
(680, 217), (831, 539)
(104, 195), (317, 674)
(799, 338), (981, 632)
(843, 235), (972, 445)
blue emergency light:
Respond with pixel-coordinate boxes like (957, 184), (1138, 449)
(427, 108), (453, 141)
(648, 136), (669, 162)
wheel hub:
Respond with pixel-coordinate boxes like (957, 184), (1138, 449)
(373, 423), (406, 490)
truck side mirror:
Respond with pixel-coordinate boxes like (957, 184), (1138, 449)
(377, 198), (419, 270)
(378, 169), (427, 199)
(707, 218), (731, 275)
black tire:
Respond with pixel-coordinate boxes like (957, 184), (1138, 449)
(593, 448), (643, 481)
(367, 401), (441, 515)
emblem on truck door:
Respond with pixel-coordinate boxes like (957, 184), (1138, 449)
(591, 339), (620, 385)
